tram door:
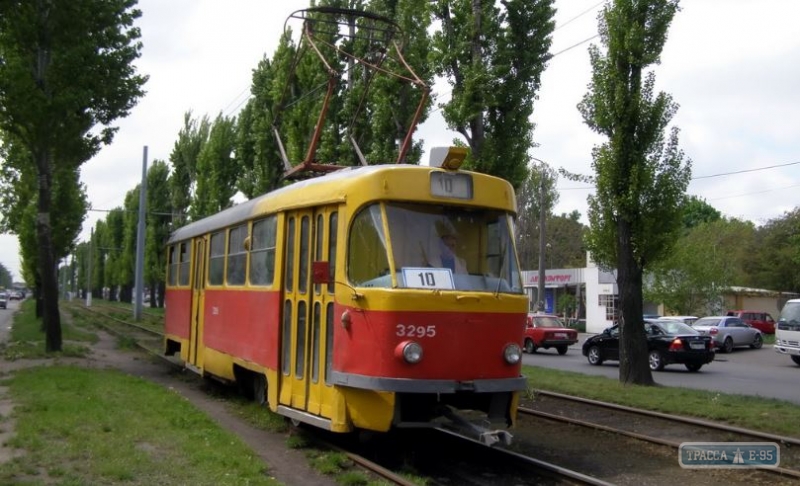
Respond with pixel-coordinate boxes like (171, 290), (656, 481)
(188, 237), (206, 369)
(279, 206), (337, 419)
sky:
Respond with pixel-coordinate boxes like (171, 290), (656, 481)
(2, 0), (799, 282)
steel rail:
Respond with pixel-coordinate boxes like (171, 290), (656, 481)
(521, 392), (800, 481)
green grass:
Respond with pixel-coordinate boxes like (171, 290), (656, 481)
(0, 366), (280, 485)
(5, 302), (402, 485)
(2, 300), (94, 360)
(522, 366), (800, 437)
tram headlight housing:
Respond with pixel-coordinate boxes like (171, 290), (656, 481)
(396, 341), (423, 364)
(504, 343), (522, 364)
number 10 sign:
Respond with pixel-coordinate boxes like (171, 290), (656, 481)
(401, 267), (455, 290)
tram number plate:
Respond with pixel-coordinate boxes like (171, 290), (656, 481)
(690, 342), (705, 350)
(401, 267), (455, 290)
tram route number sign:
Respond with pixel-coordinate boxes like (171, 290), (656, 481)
(679, 442), (780, 469)
(401, 267), (455, 290)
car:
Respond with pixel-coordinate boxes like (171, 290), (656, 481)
(8, 291), (22, 301)
(0, 292), (7, 309)
(523, 313), (578, 355)
(690, 316), (763, 353)
(725, 310), (776, 334)
(582, 319), (715, 372)
(658, 315), (698, 325)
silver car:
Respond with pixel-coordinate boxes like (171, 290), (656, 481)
(691, 316), (763, 353)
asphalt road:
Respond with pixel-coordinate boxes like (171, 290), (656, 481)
(523, 333), (800, 405)
(0, 299), (15, 343)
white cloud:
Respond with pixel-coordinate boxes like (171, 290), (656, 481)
(3, 0), (799, 281)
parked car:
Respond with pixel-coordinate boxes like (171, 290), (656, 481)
(0, 292), (7, 309)
(582, 319), (715, 371)
(725, 310), (776, 334)
(691, 316), (763, 353)
(658, 315), (698, 325)
(523, 313), (578, 355)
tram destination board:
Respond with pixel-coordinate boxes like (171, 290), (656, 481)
(430, 172), (473, 199)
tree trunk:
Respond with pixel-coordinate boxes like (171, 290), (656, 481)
(36, 150), (62, 352)
(617, 218), (654, 385)
(157, 280), (165, 308)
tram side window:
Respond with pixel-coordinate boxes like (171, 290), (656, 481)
(209, 232), (225, 286)
(168, 245), (178, 286)
(227, 224), (247, 286)
(250, 216), (277, 286)
(179, 242), (190, 286)
(347, 204), (390, 286)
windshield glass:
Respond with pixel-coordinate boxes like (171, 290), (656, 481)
(656, 320), (698, 335)
(779, 302), (800, 324)
(347, 202), (523, 294)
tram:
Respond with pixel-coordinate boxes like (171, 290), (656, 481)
(165, 6), (529, 445)
(163, 148), (529, 445)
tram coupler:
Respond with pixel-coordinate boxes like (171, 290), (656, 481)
(440, 406), (513, 447)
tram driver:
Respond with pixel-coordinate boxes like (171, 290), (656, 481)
(432, 221), (468, 274)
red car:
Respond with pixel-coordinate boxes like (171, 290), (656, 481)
(725, 310), (776, 335)
(523, 314), (579, 355)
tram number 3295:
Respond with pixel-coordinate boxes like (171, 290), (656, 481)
(396, 324), (437, 338)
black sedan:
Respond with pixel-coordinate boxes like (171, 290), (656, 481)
(582, 319), (715, 372)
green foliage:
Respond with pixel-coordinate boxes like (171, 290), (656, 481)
(430, 0), (555, 189)
(681, 195), (721, 232)
(646, 218), (756, 315)
(0, 0), (148, 351)
(748, 208), (800, 293)
(515, 164), (560, 269)
(577, 0), (688, 385)
(192, 114), (238, 220)
(169, 112), (210, 225)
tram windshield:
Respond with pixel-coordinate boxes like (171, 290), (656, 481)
(348, 202), (523, 293)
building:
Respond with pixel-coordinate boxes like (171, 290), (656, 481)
(521, 255), (797, 334)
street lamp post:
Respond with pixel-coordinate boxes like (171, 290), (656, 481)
(531, 157), (550, 312)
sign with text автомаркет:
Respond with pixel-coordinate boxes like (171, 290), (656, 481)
(679, 442), (780, 469)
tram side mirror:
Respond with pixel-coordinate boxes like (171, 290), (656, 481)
(312, 261), (331, 285)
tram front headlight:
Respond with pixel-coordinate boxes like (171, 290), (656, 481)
(504, 343), (522, 364)
(396, 341), (423, 364)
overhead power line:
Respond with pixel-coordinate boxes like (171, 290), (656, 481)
(692, 160), (800, 179)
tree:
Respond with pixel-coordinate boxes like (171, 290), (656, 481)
(0, 0), (147, 351)
(191, 113), (238, 220)
(749, 209), (800, 293)
(169, 112), (210, 225)
(515, 163), (559, 269)
(144, 160), (171, 307)
(646, 218), (755, 315)
(430, 0), (555, 189)
(681, 195), (721, 232)
(547, 213), (587, 269)
(577, 0), (690, 385)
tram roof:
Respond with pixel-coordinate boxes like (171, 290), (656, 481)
(166, 164), (515, 244)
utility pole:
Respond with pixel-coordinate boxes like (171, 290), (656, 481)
(134, 146), (148, 321)
(537, 170), (546, 312)
(86, 227), (92, 307)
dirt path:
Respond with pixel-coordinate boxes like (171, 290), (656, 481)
(0, 313), (337, 486)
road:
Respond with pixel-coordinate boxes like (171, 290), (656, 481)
(523, 333), (800, 405)
(0, 299), (15, 344)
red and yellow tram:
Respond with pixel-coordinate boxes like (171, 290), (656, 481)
(164, 153), (529, 444)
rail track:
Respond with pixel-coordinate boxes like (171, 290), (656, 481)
(70, 302), (800, 484)
(65, 302), (617, 485)
(520, 389), (800, 481)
